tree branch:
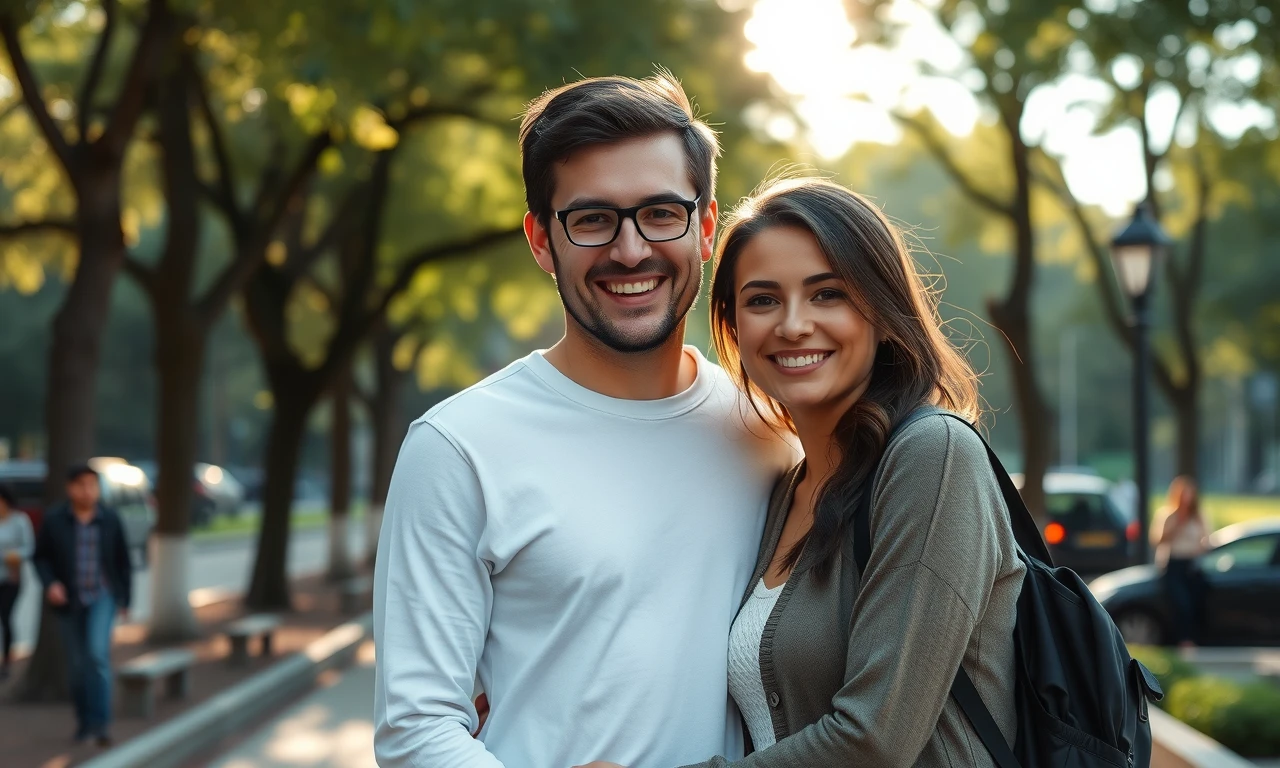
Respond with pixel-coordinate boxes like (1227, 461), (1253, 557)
(77, 0), (117, 140)
(0, 219), (76, 238)
(255, 130), (333, 235)
(187, 50), (240, 228)
(893, 110), (1013, 218)
(122, 251), (159, 297)
(98, 0), (172, 157)
(372, 226), (524, 323)
(0, 15), (74, 170)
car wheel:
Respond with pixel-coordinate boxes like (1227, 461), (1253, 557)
(1115, 610), (1165, 646)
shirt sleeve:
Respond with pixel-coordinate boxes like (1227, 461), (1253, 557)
(19, 513), (35, 559)
(679, 415), (1009, 768)
(372, 419), (505, 768)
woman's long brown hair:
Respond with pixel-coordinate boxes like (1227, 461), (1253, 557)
(711, 177), (981, 579)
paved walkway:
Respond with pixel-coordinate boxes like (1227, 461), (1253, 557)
(206, 641), (377, 768)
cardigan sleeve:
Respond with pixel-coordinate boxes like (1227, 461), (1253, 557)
(678, 414), (1010, 768)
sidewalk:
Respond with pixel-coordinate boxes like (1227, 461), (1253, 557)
(1, 574), (367, 768)
(197, 641), (377, 768)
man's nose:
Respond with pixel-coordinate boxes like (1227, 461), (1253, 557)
(609, 217), (651, 269)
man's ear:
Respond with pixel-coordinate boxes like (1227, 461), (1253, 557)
(525, 211), (556, 276)
(699, 199), (718, 264)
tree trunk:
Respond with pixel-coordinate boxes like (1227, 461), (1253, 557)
(42, 171), (126, 499)
(19, 169), (125, 703)
(245, 373), (320, 610)
(366, 330), (409, 564)
(326, 365), (354, 581)
(147, 321), (205, 641)
(1170, 382), (1199, 480)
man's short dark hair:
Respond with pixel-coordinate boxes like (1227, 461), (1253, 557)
(66, 463), (99, 483)
(0, 484), (15, 508)
(519, 70), (720, 227)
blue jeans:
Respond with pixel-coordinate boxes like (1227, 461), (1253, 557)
(58, 592), (117, 736)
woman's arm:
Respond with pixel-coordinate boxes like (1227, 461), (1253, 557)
(678, 416), (1010, 768)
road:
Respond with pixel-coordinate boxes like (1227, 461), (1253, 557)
(12, 519), (368, 655)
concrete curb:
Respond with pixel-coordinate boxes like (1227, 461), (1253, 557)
(1150, 706), (1258, 768)
(80, 612), (374, 768)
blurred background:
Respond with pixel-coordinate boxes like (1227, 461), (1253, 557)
(0, 0), (1278, 762)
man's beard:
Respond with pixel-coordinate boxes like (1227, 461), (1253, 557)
(549, 241), (702, 354)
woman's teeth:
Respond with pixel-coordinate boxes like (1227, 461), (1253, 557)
(776, 353), (829, 368)
(606, 278), (659, 295)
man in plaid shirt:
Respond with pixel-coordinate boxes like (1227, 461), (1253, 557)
(33, 464), (134, 747)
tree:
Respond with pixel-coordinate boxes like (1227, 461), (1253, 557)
(1042, 0), (1277, 480)
(848, 0), (1088, 522)
(1, 0), (176, 701)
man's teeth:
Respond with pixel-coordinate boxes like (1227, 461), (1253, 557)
(605, 278), (659, 295)
(776, 353), (829, 368)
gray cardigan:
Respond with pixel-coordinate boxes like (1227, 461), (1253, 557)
(681, 413), (1026, 768)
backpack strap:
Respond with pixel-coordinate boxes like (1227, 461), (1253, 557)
(852, 406), (1049, 768)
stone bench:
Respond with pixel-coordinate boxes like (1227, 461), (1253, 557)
(117, 648), (196, 718)
(340, 575), (373, 614)
(225, 613), (281, 666)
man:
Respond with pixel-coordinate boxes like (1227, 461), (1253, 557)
(373, 72), (795, 768)
(32, 464), (134, 746)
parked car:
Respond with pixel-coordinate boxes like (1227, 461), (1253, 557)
(0, 457), (156, 565)
(1090, 519), (1280, 646)
(1013, 472), (1140, 575)
(134, 461), (246, 528)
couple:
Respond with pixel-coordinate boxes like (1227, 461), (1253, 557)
(372, 72), (1024, 768)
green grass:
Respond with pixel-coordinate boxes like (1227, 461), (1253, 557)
(191, 502), (365, 541)
(1201, 495), (1280, 531)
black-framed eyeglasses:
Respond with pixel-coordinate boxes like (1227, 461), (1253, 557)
(554, 196), (700, 247)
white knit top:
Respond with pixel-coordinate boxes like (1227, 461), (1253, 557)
(728, 577), (785, 749)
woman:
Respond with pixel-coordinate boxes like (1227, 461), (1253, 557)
(0, 484), (34, 679)
(579, 177), (1025, 768)
(1151, 476), (1208, 648)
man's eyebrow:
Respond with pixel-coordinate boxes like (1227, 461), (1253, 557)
(560, 191), (693, 210)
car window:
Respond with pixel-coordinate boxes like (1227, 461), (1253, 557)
(1046, 492), (1118, 530)
(1201, 535), (1279, 574)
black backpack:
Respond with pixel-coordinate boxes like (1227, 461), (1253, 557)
(852, 407), (1165, 768)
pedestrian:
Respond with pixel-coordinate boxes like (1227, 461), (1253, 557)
(577, 177), (1023, 768)
(0, 483), (35, 679)
(372, 71), (797, 768)
(1151, 475), (1208, 648)
(32, 464), (134, 746)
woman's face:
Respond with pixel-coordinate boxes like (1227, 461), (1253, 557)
(733, 225), (880, 429)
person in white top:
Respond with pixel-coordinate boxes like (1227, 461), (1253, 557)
(1150, 475), (1209, 647)
(372, 72), (796, 768)
(0, 484), (35, 679)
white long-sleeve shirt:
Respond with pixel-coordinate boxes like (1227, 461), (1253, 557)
(0, 511), (34, 584)
(373, 348), (795, 768)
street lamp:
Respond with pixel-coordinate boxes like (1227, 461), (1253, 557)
(1110, 202), (1170, 565)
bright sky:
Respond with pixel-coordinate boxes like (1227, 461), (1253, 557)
(738, 0), (1274, 216)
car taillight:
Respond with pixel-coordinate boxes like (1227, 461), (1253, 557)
(1125, 520), (1140, 542)
(1044, 522), (1067, 545)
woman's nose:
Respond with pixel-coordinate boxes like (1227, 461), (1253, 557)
(776, 303), (814, 340)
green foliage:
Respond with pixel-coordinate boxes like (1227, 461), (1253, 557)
(1164, 676), (1280, 757)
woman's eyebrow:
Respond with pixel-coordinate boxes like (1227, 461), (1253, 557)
(803, 272), (840, 285)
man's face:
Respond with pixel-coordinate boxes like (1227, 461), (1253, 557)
(66, 473), (100, 509)
(525, 133), (716, 354)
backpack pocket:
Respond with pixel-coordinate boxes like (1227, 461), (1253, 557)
(1020, 679), (1130, 767)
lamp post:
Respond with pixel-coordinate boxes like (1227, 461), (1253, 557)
(1110, 202), (1170, 565)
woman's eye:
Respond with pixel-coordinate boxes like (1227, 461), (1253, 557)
(744, 294), (777, 307)
(814, 288), (845, 302)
